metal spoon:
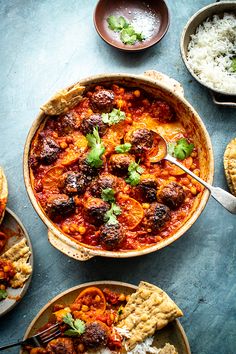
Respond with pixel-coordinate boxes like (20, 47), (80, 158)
(150, 133), (236, 214)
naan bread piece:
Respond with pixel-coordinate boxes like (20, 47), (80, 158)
(224, 138), (236, 196)
(0, 167), (8, 224)
(1, 238), (32, 288)
(159, 343), (178, 354)
(118, 281), (183, 350)
(41, 83), (85, 115)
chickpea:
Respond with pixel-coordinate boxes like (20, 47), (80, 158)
(77, 344), (85, 352)
(190, 186), (197, 195)
(81, 305), (89, 312)
(169, 176), (176, 181)
(142, 203), (150, 209)
(62, 225), (70, 233)
(126, 295), (131, 302)
(94, 295), (101, 302)
(78, 226), (86, 235)
(118, 293), (126, 302)
(52, 132), (58, 138)
(3, 266), (10, 272)
(110, 313), (115, 322)
(133, 90), (141, 98)
(0, 284), (6, 290)
(60, 141), (68, 149)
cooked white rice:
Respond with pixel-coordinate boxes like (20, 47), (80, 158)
(187, 12), (236, 94)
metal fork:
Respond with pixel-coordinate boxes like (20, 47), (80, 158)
(0, 323), (61, 351)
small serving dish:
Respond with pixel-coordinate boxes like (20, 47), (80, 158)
(94, 0), (170, 51)
(180, 1), (236, 107)
(0, 208), (33, 317)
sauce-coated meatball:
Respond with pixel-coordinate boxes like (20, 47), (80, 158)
(59, 172), (87, 195)
(90, 173), (117, 197)
(145, 203), (170, 233)
(84, 197), (109, 226)
(78, 157), (99, 180)
(158, 182), (185, 209)
(46, 194), (75, 219)
(81, 322), (108, 349)
(57, 111), (80, 134)
(109, 154), (135, 176)
(100, 223), (125, 250)
(135, 175), (158, 202)
(46, 338), (76, 354)
(90, 89), (115, 113)
(80, 114), (107, 136)
(129, 129), (154, 156)
(33, 134), (60, 165)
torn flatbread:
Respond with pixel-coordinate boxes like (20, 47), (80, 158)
(224, 138), (236, 196)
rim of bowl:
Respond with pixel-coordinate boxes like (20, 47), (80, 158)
(180, 1), (236, 97)
(23, 72), (214, 259)
(93, 0), (170, 52)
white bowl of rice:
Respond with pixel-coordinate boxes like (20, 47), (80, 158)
(180, 1), (236, 106)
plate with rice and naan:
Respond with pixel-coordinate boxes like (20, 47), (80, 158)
(21, 281), (190, 354)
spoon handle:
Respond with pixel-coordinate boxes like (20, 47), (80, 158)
(166, 154), (236, 214)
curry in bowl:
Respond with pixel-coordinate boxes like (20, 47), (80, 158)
(29, 83), (204, 252)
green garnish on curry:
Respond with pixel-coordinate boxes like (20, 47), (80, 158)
(63, 313), (85, 337)
(102, 108), (126, 125)
(86, 127), (105, 168)
(168, 138), (194, 160)
(126, 161), (144, 186)
(102, 188), (121, 225)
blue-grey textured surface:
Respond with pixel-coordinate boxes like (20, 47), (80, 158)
(0, 1), (235, 353)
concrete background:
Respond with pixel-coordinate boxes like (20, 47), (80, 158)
(0, 0), (235, 353)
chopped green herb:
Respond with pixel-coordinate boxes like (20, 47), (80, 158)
(115, 143), (132, 153)
(118, 306), (123, 315)
(106, 15), (145, 45)
(231, 58), (236, 72)
(104, 202), (121, 225)
(0, 289), (7, 301)
(107, 15), (129, 32)
(168, 138), (194, 160)
(102, 108), (126, 126)
(126, 161), (144, 186)
(101, 188), (116, 203)
(86, 127), (105, 168)
(63, 313), (85, 337)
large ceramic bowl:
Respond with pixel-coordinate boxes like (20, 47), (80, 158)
(21, 281), (191, 354)
(180, 1), (236, 107)
(23, 71), (214, 261)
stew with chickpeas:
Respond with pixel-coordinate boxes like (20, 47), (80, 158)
(29, 84), (202, 251)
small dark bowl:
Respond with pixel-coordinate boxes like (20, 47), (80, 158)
(94, 0), (170, 51)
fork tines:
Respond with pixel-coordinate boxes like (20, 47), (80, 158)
(39, 323), (61, 344)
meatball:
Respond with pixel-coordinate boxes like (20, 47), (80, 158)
(100, 223), (125, 250)
(46, 194), (75, 219)
(150, 100), (175, 122)
(81, 322), (108, 349)
(59, 171), (87, 195)
(109, 154), (135, 176)
(46, 338), (76, 354)
(129, 129), (154, 156)
(90, 89), (115, 113)
(57, 111), (80, 134)
(158, 182), (186, 209)
(34, 133), (61, 165)
(145, 203), (170, 233)
(90, 173), (117, 197)
(135, 175), (158, 202)
(84, 197), (109, 226)
(80, 114), (107, 136)
(78, 156), (99, 180)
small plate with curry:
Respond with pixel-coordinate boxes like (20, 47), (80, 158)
(0, 208), (33, 317)
(20, 281), (191, 354)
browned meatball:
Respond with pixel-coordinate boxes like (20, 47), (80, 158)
(158, 182), (186, 209)
(135, 175), (158, 202)
(59, 172), (87, 195)
(100, 223), (125, 250)
(46, 338), (76, 354)
(57, 111), (80, 134)
(84, 197), (109, 226)
(34, 134), (61, 165)
(145, 203), (170, 233)
(90, 89), (115, 113)
(109, 154), (135, 176)
(46, 194), (75, 219)
(78, 156), (99, 179)
(81, 322), (108, 349)
(90, 173), (117, 197)
(129, 129), (154, 156)
(80, 114), (107, 136)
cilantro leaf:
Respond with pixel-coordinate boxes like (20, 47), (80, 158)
(168, 138), (194, 160)
(231, 58), (236, 72)
(120, 25), (144, 45)
(104, 202), (121, 225)
(86, 127), (105, 168)
(102, 108), (126, 126)
(115, 143), (132, 153)
(107, 15), (129, 32)
(126, 161), (144, 186)
(0, 289), (7, 301)
(62, 313), (85, 337)
(101, 188), (116, 203)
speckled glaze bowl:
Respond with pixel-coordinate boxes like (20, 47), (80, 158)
(23, 71), (214, 261)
